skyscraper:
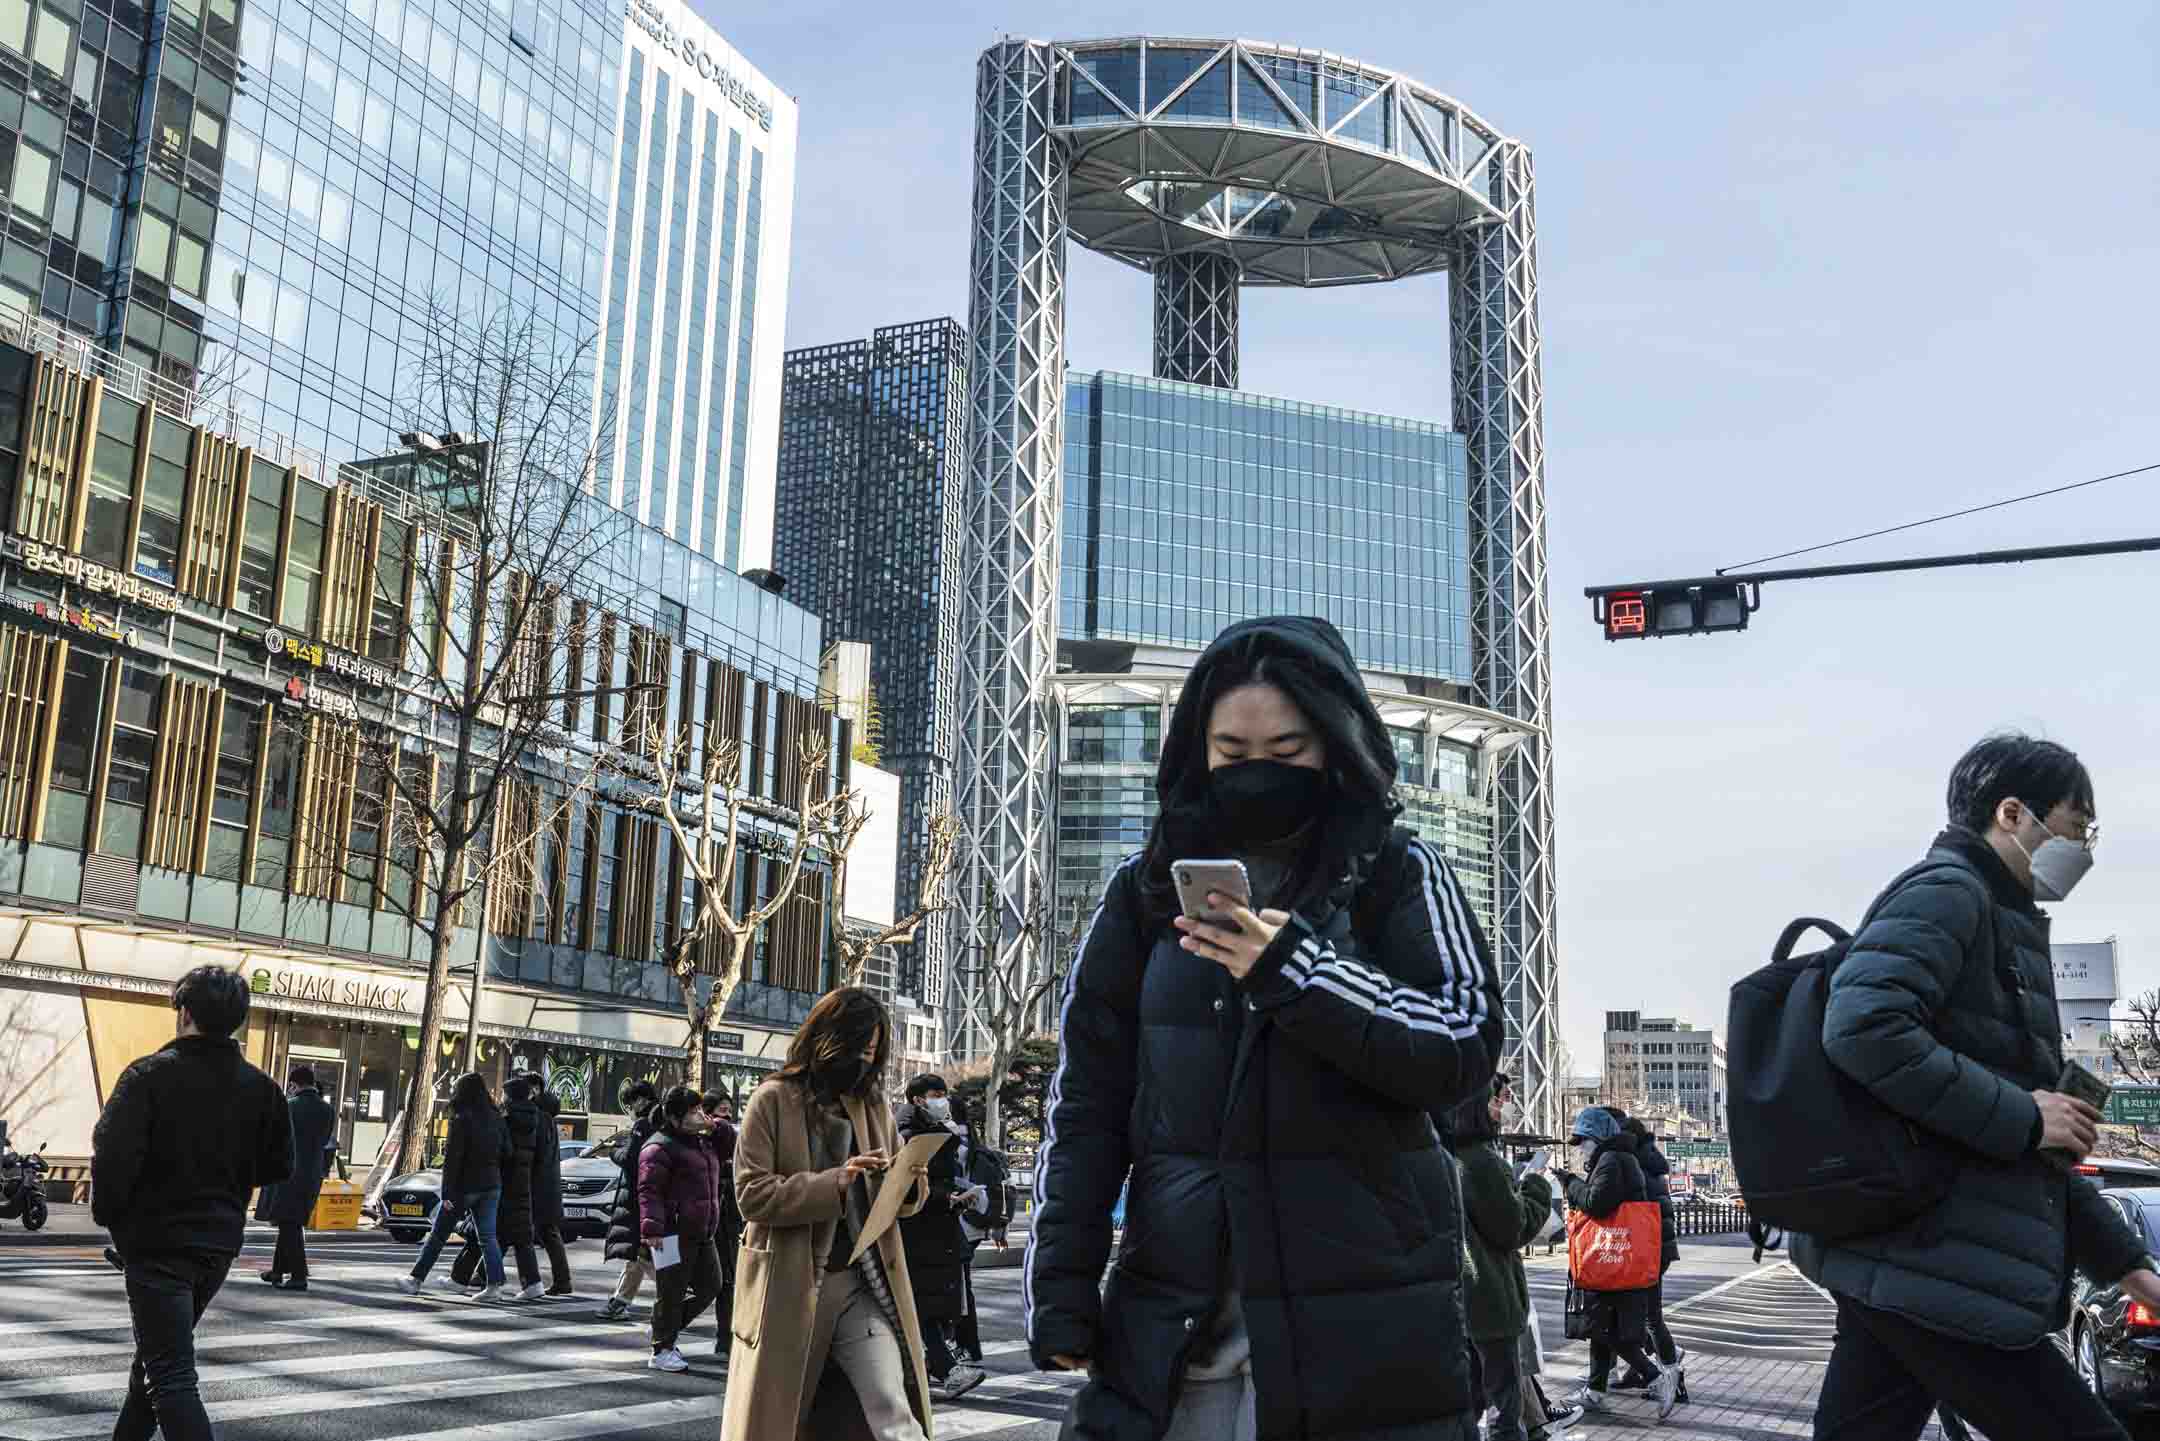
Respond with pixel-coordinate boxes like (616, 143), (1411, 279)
(597, 1), (796, 572)
(774, 318), (968, 1005)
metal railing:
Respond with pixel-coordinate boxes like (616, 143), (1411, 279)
(1674, 1201), (1749, 1237)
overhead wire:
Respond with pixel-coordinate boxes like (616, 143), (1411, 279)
(1716, 460), (2160, 575)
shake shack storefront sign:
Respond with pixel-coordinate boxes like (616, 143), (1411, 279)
(247, 962), (418, 1020)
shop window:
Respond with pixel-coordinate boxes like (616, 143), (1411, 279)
(131, 414), (188, 586)
(203, 697), (256, 880)
(42, 648), (104, 848)
(99, 663), (159, 858)
(254, 721), (300, 887)
(234, 459), (285, 617)
(281, 480), (327, 630)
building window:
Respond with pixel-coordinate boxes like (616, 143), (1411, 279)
(344, 763), (382, 907)
(254, 720), (301, 887)
(99, 663), (159, 857)
(281, 480), (327, 630)
(42, 649), (104, 848)
(368, 521), (409, 665)
(234, 459), (286, 618)
(131, 415), (189, 587)
(203, 697), (256, 879)
(80, 396), (141, 569)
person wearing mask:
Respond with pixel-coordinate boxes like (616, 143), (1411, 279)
(1553, 1107), (1677, 1420)
(1026, 616), (1505, 1441)
(1449, 1074), (1573, 1441)
(1610, 1112), (1687, 1406)
(450, 1074), (546, 1299)
(897, 1075), (986, 1401)
(596, 1078), (665, 1320)
(534, 1088), (573, 1296)
(93, 965), (292, 1441)
(396, 1073), (511, 1300)
(639, 1085), (726, 1372)
(720, 988), (936, 1441)
(256, 1064), (338, 1293)
(701, 1088), (742, 1355)
(1799, 735), (2160, 1440)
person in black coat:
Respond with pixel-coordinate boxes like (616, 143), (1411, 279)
(1611, 1114), (1686, 1402)
(256, 1065), (338, 1291)
(451, 1074), (545, 1296)
(897, 1074), (984, 1400)
(596, 1078), (664, 1320)
(92, 965), (292, 1441)
(1552, 1107), (1674, 1417)
(397, 1073), (511, 1298)
(1026, 617), (1505, 1441)
(534, 1088), (572, 1295)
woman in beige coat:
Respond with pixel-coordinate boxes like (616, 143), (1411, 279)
(723, 988), (936, 1441)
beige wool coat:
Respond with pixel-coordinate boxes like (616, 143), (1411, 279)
(720, 1077), (935, 1441)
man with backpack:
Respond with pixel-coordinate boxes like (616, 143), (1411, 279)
(1787, 735), (2160, 1439)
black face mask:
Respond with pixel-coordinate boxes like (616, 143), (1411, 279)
(1207, 760), (1327, 843)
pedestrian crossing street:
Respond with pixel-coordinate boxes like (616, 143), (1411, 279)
(0, 1246), (1082, 1441)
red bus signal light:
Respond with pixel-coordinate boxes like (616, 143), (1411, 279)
(1606, 592), (1648, 640)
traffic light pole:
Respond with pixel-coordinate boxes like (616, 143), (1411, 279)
(1587, 535), (2160, 639)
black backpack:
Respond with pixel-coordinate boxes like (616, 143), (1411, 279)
(1727, 860), (1993, 1240)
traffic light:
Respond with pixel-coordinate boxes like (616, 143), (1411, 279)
(1595, 582), (1756, 641)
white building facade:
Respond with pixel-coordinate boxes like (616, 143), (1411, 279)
(1603, 1011), (1728, 1137)
(598, 1), (797, 572)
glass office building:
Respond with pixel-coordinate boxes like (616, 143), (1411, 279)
(0, 0), (625, 464)
(596, 2), (795, 572)
(774, 318), (967, 1000)
(1061, 370), (1472, 684)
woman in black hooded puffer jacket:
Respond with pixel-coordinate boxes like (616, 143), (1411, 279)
(1024, 617), (1506, 1441)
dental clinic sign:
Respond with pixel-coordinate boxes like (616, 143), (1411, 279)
(625, 0), (773, 131)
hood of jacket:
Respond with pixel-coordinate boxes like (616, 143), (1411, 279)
(1636, 1137), (1670, 1178)
(1591, 1130), (1640, 1167)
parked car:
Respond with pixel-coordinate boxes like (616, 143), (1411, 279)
(2070, 1186), (2160, 1417)
(2079, 1157), (2160, 1190)
(376, 1141), (621, 1244)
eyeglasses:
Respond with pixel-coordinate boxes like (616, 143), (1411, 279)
(2022, 801), (2100, 853)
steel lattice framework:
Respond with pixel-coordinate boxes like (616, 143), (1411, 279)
(1152, 254), (1241, 388)
(956, 41), (1070, 1059)
(962, 38), (1555, 1131)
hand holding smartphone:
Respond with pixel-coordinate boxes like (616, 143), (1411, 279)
(1171, 859), (1253, 927)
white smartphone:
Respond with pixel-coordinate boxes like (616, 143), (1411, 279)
(1516, 1149), (1549, 1182)
(1172, 859), (1253, 925)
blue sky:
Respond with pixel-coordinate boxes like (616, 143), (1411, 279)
(716, 1), (2160, 1075)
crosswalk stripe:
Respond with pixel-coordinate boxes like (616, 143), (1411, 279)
(0, 1347), (467, 1403)
(368, 1394), (724, 1441)
(1, 1329), (309, 1362)
(4, 1367), (628, 1441)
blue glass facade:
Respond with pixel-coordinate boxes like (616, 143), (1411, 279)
(1061, 370), (1472, 682)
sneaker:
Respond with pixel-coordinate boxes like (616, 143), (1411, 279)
(1566, 1387), (1606, 1413)
(516, 1282), (546, 1301)
(259, 1271), (283, 1286)
(648, 1348), (689, 1373)
(594, 1297), (630, 1320)
(1654, 1366), (1682, 1421)
(940, 1364), (986, 1400)
(545, 1284), (575, 1297)
(395, 1276), (421, 1295)
(437, 1276), (470, 1292)
(1544, 1399), (1587, 1428)
(472, 1284), (503, 1303)
(1612, 1369), (1653, 1392)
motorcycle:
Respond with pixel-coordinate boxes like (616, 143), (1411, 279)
(0, 1140), (50, 1231)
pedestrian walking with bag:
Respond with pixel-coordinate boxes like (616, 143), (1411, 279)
(639, 1085), (726, 1372)
(450, 1073), (546, 1298)
(256, 1064), (337, 1292)
(534, 1088), (574, 1295)
(896, 1074), (986, 1401)
(720, 987), (937, 1441)
(396, 1073), (511, 1300)
(1448, 1073), (1564, 1441)
(1554, 1105), (1677, 1420)
(953, 1112), (1010, 1365)
(596, 1078), (664, 1320)
(93, 965), (292, 1441)
(1609, 1113), (1688, 1406)
(1025, 616), (1505, 1441)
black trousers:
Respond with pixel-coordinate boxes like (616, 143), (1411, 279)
(1814, 1295), (2128, 1440)
(1646, 1263), (1679, 1365)
(271, 1222), (308, 1283)
(953, 1250), (982, 1361)
(651, 1236), (720, 1352)
(538, 1224), (571, 1290)
(452, 1235), (539, 1288)
(112, 1248), (231, 1441)
(1475, 1336), (1527, 1441)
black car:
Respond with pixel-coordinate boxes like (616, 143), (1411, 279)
(2070, 1186), (2160, 1417)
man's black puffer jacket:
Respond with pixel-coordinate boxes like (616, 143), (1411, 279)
(1636, 1137), (1681, 1270)
(1027, 838), (1503, 1441)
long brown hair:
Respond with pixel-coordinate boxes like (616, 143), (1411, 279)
(773, 987), (890, 1101)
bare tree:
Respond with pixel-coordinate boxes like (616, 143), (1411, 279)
(975, 893), (1084, 1151)
(272, 301), (631, 1176)
(635, 709), (858, 1083)
(833, 812), (961, 989)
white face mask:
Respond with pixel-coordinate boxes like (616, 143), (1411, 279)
(1574, 1139), (1598, 1167)
(923, 1097), (951, 1123)
(2011, 801), (2097, 902)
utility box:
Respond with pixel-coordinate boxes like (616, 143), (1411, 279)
(310, 1178), (362, 1231)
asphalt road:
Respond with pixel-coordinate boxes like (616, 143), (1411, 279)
(0, 1233), (1081, 1441)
